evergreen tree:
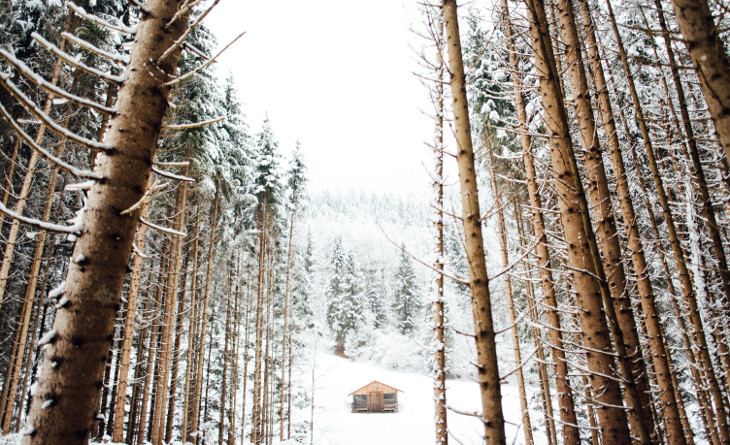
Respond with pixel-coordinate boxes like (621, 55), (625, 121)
(325, 238), (363, 351)
(391, 245), (420, 335)
(363, 266), (387, 329)
(291, 234), (314, 330)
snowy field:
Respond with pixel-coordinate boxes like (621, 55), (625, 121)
(290, 352), (545, 445)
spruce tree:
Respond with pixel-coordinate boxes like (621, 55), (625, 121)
(391, 246), (420, 335)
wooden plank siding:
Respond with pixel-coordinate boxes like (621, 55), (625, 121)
(349, 381), (401, 413)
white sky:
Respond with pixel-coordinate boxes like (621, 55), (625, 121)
(205, 0), (441, 194)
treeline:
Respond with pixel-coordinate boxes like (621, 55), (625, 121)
(417, 0), (730, 444)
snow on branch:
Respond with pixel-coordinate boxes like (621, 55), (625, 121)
(32, 33), (125, 85)
(151, 166), (194, 183)
(161, 115), (225, 130)
(140, 217), (186, 238)
(61, 32), (130, 65)
(0, 201), (82, 235)
(0, 49), (116, 115)
(164, 32), (246, 87)
(66, 2), (137, 35)
(154, 161), (189, 167)
(0, 73), (114, 152)
(0, 101), (102, 180)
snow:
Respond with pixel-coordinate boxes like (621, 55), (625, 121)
(48, 281), (65, 299)
(286, 352), (543, 445)
(37, 330), (57, 347)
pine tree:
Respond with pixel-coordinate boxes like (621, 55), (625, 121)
(391, 246), (420, 335)
(325, 238), (363, 352)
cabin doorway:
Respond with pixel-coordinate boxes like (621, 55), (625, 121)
(368, 392), (384, 412)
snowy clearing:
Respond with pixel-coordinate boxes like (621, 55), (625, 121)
(287, 352), (545, 445)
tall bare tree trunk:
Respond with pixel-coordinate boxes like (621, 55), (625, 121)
(500, 1), (579, 442)
(604, 0), (730, 440)
(190, 175), (221, 443)
(21, 3), (190, 443)
(670, 0), (730, 164)
(574, 1), (686, 442)
(523, 0), (632, 441)
(429, 8), (448, 443)
(442, 2), (505, 443)
(485, 132), (533, 445)
(280, 212), (295, 440)
(552, 0), (655, 439)
(181, 200), (201, 442)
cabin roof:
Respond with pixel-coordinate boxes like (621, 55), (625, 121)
(347, 380), (403, 396)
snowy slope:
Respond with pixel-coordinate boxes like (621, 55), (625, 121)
(289, 352), (546, 445)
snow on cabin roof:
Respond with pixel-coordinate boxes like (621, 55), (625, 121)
(347, 380), (403, 396)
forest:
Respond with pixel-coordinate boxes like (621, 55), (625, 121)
(0, 0), (730, 444)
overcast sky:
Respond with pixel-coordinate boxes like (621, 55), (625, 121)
(205, 0), (442, 194)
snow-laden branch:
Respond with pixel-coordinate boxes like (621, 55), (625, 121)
(164, 31), (246, 87)
(0, 48), (116, 115)
(0, 101), (102, 180)
(154, 161), (189, 168)
(0, 73), (114, 152)
(161, 115), (225, 130)
(61, 32), (130, 65)
(151, 166), (194, 183)
(32, 33), (125, 85)
(140, 217), (186, 238)
(66, 2), (137, 35)
(0, 201), (82, 235)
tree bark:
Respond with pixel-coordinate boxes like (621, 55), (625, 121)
(670, 0), (730, 164)
(442, 2), (505, 443)
(604, 0), (730, 440)
(500, 1), (579, 442)
(21, 2), (190, 443)
(523, 0), (632, 441)
(190, 175), (221, 443)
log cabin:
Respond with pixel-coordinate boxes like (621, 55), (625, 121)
(348, 380), (402, 413)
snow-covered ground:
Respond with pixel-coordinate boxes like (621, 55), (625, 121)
(290, 352), (544, 445)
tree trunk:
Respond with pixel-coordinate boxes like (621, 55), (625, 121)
(442, 2), (505, 443)
(670, 0), (730, 164)
(429, 7), (448, 443)
(523, 0), (632, 441)
(500, 1), (579, 442)
(604, 0), (730, 440)
(485, 132), (533, 445)
(181, 200), (201, 442)
(574, 1), (686, 442)
(190, 175), (221, 443)
(21, 3), (190, 443)
(280, 212), (295, 440)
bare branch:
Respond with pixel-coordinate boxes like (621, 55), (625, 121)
(164, 32), (246, 87)
(162, 115), (225, 130)
(140, 217), (186, 238)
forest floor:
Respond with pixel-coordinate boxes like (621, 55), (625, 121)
(280, 351), (544, 445)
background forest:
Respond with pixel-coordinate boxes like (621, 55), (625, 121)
(0, 0), (729, 445)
